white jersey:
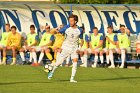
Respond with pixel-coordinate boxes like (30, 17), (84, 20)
(59, 25), (83, 49)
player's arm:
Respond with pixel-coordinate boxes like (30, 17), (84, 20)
(14, 34), (21, 47)
(29, 35), (39, 47)
(85, 34), (90, 48)
(57, 25), (69, 34)
(106, 35), (116, 45)
(95, 35), (103, 49)
(42, 35), (55, 47)
(6, 34), (11, 46)
(125, 28), (130, 36)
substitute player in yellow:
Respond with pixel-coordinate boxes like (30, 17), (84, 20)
(19, 25), (39, 65)
(79, 26), (89, 67)
(0, 24), (11, 64)
(2, 26), (21, 65)
(89, 27), (103, 68)
(117, 25), (130, 68)
(31, 25), (55, 66)
(106, 26), (119, 68)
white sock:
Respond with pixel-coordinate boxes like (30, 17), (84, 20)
(52, 52), (65, 74)
(29, 53), (33, 62)
(94, 55), (98, 64)
(83, 54), (87, 65)
(32, 52), (37, 63)
(70, 62), (77, 80)
(80, 56), (84, 64)
(100, 56), (104, 64)
(56, 52), (60, 59)
(106, 55), (109, 64)
(38, 52), (44, 63)
(109, 51), (114, 66)
(121, 50), (125, 66)
(19, 52), (25, 61)
(0, 51), (1, 63)
(66, 56), (70, 64)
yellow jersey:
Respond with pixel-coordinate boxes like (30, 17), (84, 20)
(7, 32), (21, 49)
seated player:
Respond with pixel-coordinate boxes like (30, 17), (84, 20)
(79, 26), (89, 67)
(117, 25), (130, 68)
(102, 31), (110, 67)
(31, 25), (55, 66)
(2, 26), (21, 65)
(0, 24), (11, 64)
(89, 27), (103, 68)
(106, 25), (120, 68)
(19, 25), (39, 65)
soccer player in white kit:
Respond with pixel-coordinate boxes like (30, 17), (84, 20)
(48, 14), (84, 83)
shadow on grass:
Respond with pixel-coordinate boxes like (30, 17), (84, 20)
(0, 81), (52, 85)
(78, 76), (140, 82)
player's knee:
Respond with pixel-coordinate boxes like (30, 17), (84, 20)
(45, 49), (50, 53)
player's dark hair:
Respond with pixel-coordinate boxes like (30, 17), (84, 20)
(11, 26), (17, 30)
(107, 25), (113, 29)
(80, 26), (85, 30)
(93, 27), (98, 30)
(5, 23), (10, 27)
(120, 24), (125, 28)
(30, 25), (35, 29)
(69, 14), (78, 22)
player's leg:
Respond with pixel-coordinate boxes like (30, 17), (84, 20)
(108, 49), (115, 68)
(65, 55), (70, 67)
(82, 50), (88, 67)
(92, 49), (99, 68)
(31, 48), (38, 66)
(45, 48), (53, 62)
(70, 50), (79, 83)
(38, 49), (45, 65)
(120, 48), (126, 68)
(79, 50), (84, 65)
(19, 48), (26, 65)
(1, 47), (7, 65)
(10, 46), (18, 65)
(48, 49), (69, 79)
(99, 50), (104, 67)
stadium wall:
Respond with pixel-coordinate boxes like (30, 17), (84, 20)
(0, 2), (140, 35)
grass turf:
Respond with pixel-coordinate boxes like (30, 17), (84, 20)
(0, 65), (140, 93)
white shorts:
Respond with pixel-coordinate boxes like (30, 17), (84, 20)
(60, 47), (78, 59)
(120, 47), (131, 53)
(103, 48), (109, 53)
(33, 46), (48, 52)
(0, 43), (6, 48)
(80, 48), (88, 52)
(88, 48), (101, 54)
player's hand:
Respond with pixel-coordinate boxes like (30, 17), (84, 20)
(106, 36), (109, 41)
(117, 48), (121, 54)
(76, 50), (80, 54)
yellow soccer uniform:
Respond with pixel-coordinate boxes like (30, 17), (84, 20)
(52, 33), (65, 49)
(7, 32), (21, 49)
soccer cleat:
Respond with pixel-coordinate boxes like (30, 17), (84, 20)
(70, 79), (77, 83)
(119, 65), (124, 68)
(10, 62), (16, 65)
(31, 63), (40, 66)
(80, 63), (86, 67)
(22, 61), (27, 65)
(92, 63), (97, 68)
(48, 71), (53, 80)
(0, 62), (6, 65)
(108, 65), (115, 68)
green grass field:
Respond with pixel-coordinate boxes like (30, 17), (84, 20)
(0, 65), (140, 93)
